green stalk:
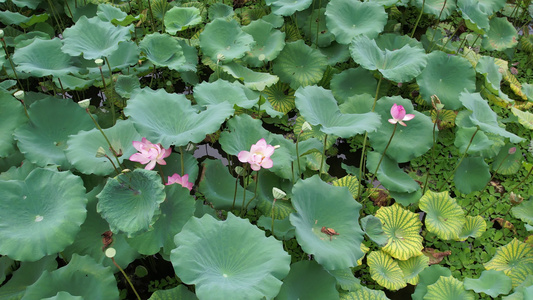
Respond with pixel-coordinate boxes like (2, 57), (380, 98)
(57, 78), (66, 98)
(146, 0), (156, 32)
(179, 146), (185, 175)
(357, 74), (383, 201)
(0, 37), (23, 90)
(104, 57), (116, 125)
(232, 173), (240, 211)
(437, 127), (479, 191)
(422, 107), (439, 195)
(271, 198), (277, 234)
(110, 257), (141, 300)
(410, 0), (425, 38)
(86, 109), (123, 171)
(243, 171), (260, 212)
(367, 123), (398, 187)
(319, 134), (327, 176)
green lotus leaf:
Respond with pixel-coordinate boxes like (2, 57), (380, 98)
(198, 159), (256, 210)
(476, 56), (505, 96)
(484, 238), (533, 287)
(360, 215), (388, 247)
(0, 168), (86, 261)
(294, 115), (337, 150)
(125, 88), (234, 148)
(53, 75), (95, 91)
(127, 184), (195, 256)
(458, 215), (487, 240)
(419, 190), (465, 240)
(366, 151), (420, 193)
(398, 254), (429, 285)
(160, 151), (199, 185)
(416, 51), (476, 110)
(261, 81), (295, 114)
(340, 286), (390, 300)
(115, 74), (140, 98)
(14, 97), (94, 169)
(458, 0), (491, 34)
(171, 213), (290, 300)
(319, 41), (351, 66)
(22, 255), (118, 299)
(512, 107), (533, 130)
(96, 169), (166, 237)
(13, 38), (80, 77)
(523, 83), (533, 101)
(66, 119), (141, 176)
(459, 92), (524, 143)
(454, 156), (491, 194)
(464, 270), (512, 297)
(375, 203), (424, 260)
(349, 35), (427, 83)
(10, 0), (41, 9)
(295, 85), (381, 138)
(412, 0), (457, 19)
(199, 18), (254, 62)
(164, 7), (202, 35)
(177, 39), (199, 72)
(482, 17), (519, 51)
(0, 11), (48, 27)
(367, 251), (407, 290)
(492, 144), (522, 175)
(330, 67), (377, 104)
(273, 40), (328, 89)
(454, 127), (494, 155)
(276, 260), (339, 299)
(302, 8), (334, 47)
(265, 0), (313, 16)
(325, 0), (387, 44)
(208, 3), (234, 20)
(0, 256), (57, 300)
(83, 41), (140, 76)
(368, 96), (434, 163)
(512, 199), (533, 226)
(62, 185), (138, 271)
(194, 79), (258, 109)
(0, 92), (26, 157)
(148, 285), (198, 300)
(326, 268), (362, 292)
(390, 190), (423, 207)
(96, 3), (127, 22)
(412, 265), (453, 300)
(242, 19), (286, 67)
(290, 175), (365, 270)
(218, 61), (279, 91)
(424, 276), (475, 300)
(62, 16), (132, 60)
(139, 32), (187, 71)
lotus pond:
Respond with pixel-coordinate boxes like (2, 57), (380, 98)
(1, 0), (533, 299)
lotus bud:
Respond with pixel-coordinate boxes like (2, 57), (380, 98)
(78, 99), (91, 109)
(121, 168), (131, 173)
(95, 58), (104, 66)
(166, 80), (172, 86)
(509, 192), (523, 205)
(272, 187), (286, 199)
(508, 147), (517, 155)
(13, 90), (25, 100)
(235, 166), (245, 176)
(273, 145), (280, 149)
(302, 121), (312, 132)
(95, 147), (107, 157)
(185, 143), (195, 152)
(258, 54), (266, 61)
(105, 247), (116, 258)
(0, 29), (4, 38)
(431, 95), (443, 111)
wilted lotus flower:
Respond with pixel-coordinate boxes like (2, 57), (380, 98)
(166, 173), (193, 191)
(238, 138), (276, 171)
(388, 103), (415, 126)
(129, 138), (171, 170)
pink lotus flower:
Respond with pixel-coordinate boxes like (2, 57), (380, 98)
(129, 138), (172, 170)
(388, 103), (415, 126)
(238, 138), (276, 171)
(166, 173), (193, 191)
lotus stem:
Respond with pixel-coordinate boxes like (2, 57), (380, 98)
(103, 57), (116, 125)
(411, 0), (425, 38)
(232, 173), (240, 211)
(146, 0), (156, 32)
(271, 198), (277, 234)
(110, 257), (141, 300)
(438, 127), (479, 191)
(295, 130), (303, 182)
(179, 146), (185, 175)
(104, 154), (121, 176)
(46, 0), (65, 33)
(357, 74), (383, 201)
(422, 105), (439, 195)
(243, 171), (259, 213)
(319, 134), (327, 176)
(438, 20), (462, 52)
(85, 109), (123, 171)
(240, 165), (249, 215)
(367, 123), (398, 188)
(64, 0), (74, 18)
(0, 37), (23, 90)
(157, 164), (166, 183)
(57, 78), (66, 98)
(436, 0), (447, 21)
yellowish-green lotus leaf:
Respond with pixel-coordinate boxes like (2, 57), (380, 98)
(339, 286), (390, 300)
(484, 239), (533, 287)
(458, 215), (487, 241)
(398, 254), (429, 285)
(419, 190), (465, 241)
(375, 203), (423, 260)
(367, 250), (407, 291)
